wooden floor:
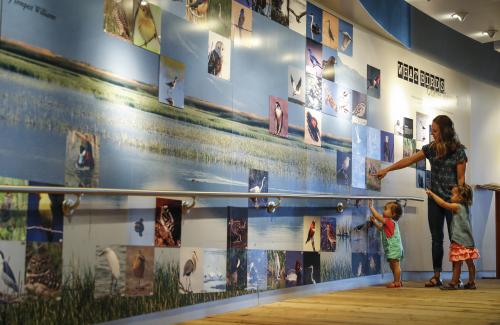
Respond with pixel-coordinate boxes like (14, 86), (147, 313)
(179, 280), (500, 325)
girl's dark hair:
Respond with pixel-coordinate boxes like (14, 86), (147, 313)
(386, 201), (403, 221)
(431, 115), (463, 159)
(456, 184), (473, 206)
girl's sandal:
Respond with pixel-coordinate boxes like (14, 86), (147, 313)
(463, 282), (477, 290)
(386, 281), (402, 288)
(424, 276), (443, 287)
(440, 282), (460, 290)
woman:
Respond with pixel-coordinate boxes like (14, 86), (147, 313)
(375, 115), (467, 287)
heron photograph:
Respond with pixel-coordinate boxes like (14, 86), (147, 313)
(248, 169), (268, 209)
(306, 2), (322, 43)
(267, 250), (285, 290)
(0, 241), (25, 301)
(322, 11), (338, 50)
(179, 247), (203, 294)
(95, 245), (126, 297)
(207, 0), (232, 38)
(227, 248), (247, 291)
(303, 251), (320, 285)
(246, 249), (267, 290)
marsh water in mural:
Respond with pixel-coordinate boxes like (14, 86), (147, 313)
(248, 215), (303, 251)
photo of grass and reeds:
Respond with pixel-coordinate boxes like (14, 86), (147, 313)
(0, 177), (28, 241)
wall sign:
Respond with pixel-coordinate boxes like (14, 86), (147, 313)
(397, 61), (445, 93)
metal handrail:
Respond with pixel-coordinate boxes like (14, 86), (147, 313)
(0, 185), (424, 201)
(477, 183), (500, 191)
(0, 185), (424, 216)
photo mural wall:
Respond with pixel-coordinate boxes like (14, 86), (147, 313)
(0, 0), (471, 323)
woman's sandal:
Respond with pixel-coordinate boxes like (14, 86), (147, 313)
(463, 282), (477, 290)
(424, 276), (443, 287)
(440, 282), (460, 290)
(386, 281), (403, 288)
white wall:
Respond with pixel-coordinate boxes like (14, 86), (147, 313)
(469, 80), (500, 271)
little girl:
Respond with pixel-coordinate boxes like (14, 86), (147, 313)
(426, 184), (480, 290)
(369, 200), (404, 288)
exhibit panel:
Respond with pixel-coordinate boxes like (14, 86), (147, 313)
(0, 0), (494, 323)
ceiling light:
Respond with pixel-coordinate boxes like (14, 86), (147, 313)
(483, 29), (497, 38)
(451, 12), (468, 22)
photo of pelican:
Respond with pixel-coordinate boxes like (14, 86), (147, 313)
(27, 183), (64, 243)
(227, 207), (248, 249)
(154, 198), (182, 248)
(287, 0), (306, 36)
(159, 56), (185, 109)
(247, 250), (267, 290)
(288, 66), (305, 105)
(380, 131), (394, 163)
(303, 252), (320, 285)
(338, 19), (353, 56)
(25, 242), (62, 297)
(285, 251), (303, 287)
(203, 249), (226, 293)
(367, 64), (381, 98)
(351, 90), (368, 125)
(179, 247), (203, 293)
(267, 250), (285, 290)
(351, 154), (366, 190)
(231, 2), (252, 47)
(125, 246), (154, 296)
(208, 31), (231, 80)
(305, 73), (322, 112)
(365, 158), (381, 191)
(248, 169), (268, 208)
(0, 177), (28, 241)
(95, 245), (126, 297)
(304, 108), (321, 147)
(367, 126), (381, 160)
(132, 1), (161, 54)
(103, 0), (137, 42)
(208, 0), (232, 38)
(268, 96), (288, 138)
(306, 38), (323, 78)
(65, 130), (99, 188)
(306, 2), (322, 43)
(322, 11), (338, 50)
(227, 248), (247, 290)
(320, 217), (336, 252)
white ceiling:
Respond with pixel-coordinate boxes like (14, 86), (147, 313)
(405, 0), (500, 43)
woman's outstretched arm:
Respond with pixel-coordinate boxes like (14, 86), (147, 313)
(375, 150), (426, 180)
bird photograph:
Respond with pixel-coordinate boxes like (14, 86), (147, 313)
(25, 242), (62, 297)
(305, 109), (321, 146)
(352, 253), (367, 277)
(305, 73), (322, 111)
(202, 249), (226, 292)
(208, 32), (231, 80)
(340, 30), (352, 52)
(336, 153), (351, 186)
(95, 246), (124, 297)
(352, 92), (367, 122)
(103, 0), (136, 41)
(159, 56), (185, 109)
(267, 250), (285, 289)
(322, 12), (338, 49)
(132, 1), (161, 53)
(321, 54), (336, 82)
(180, 249), (200, 293)
(155, 199), (182, 247)
(306, 10), (321, 42)
(227, 212), (248, 249)
(0, 250), (19, 297)
(186, 0), (209, 24)
(320, 218), (337, 252)
(306, 44), (323, 78)
(269, 97), (288, 138)
(270, 0), (289, 27)
(65, 130), (99, 188)
(226, 249), (247, 290)
(285, 251), (302, 287)
(287, 0), (306, 35)
(27, 190), (64, 243)
(252, 0), (271, 17)
(126, 246), (154, 296)
(304, 218), (317, 252)
(231, 3), (252, 46)
(303, 252), (320, 285)
(288, 67), (305, 104)
(366, 158), (381, 191)
(246, 250), (266, 290)
(248, 169), (268, 208)
(208, 0), (231, 38)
